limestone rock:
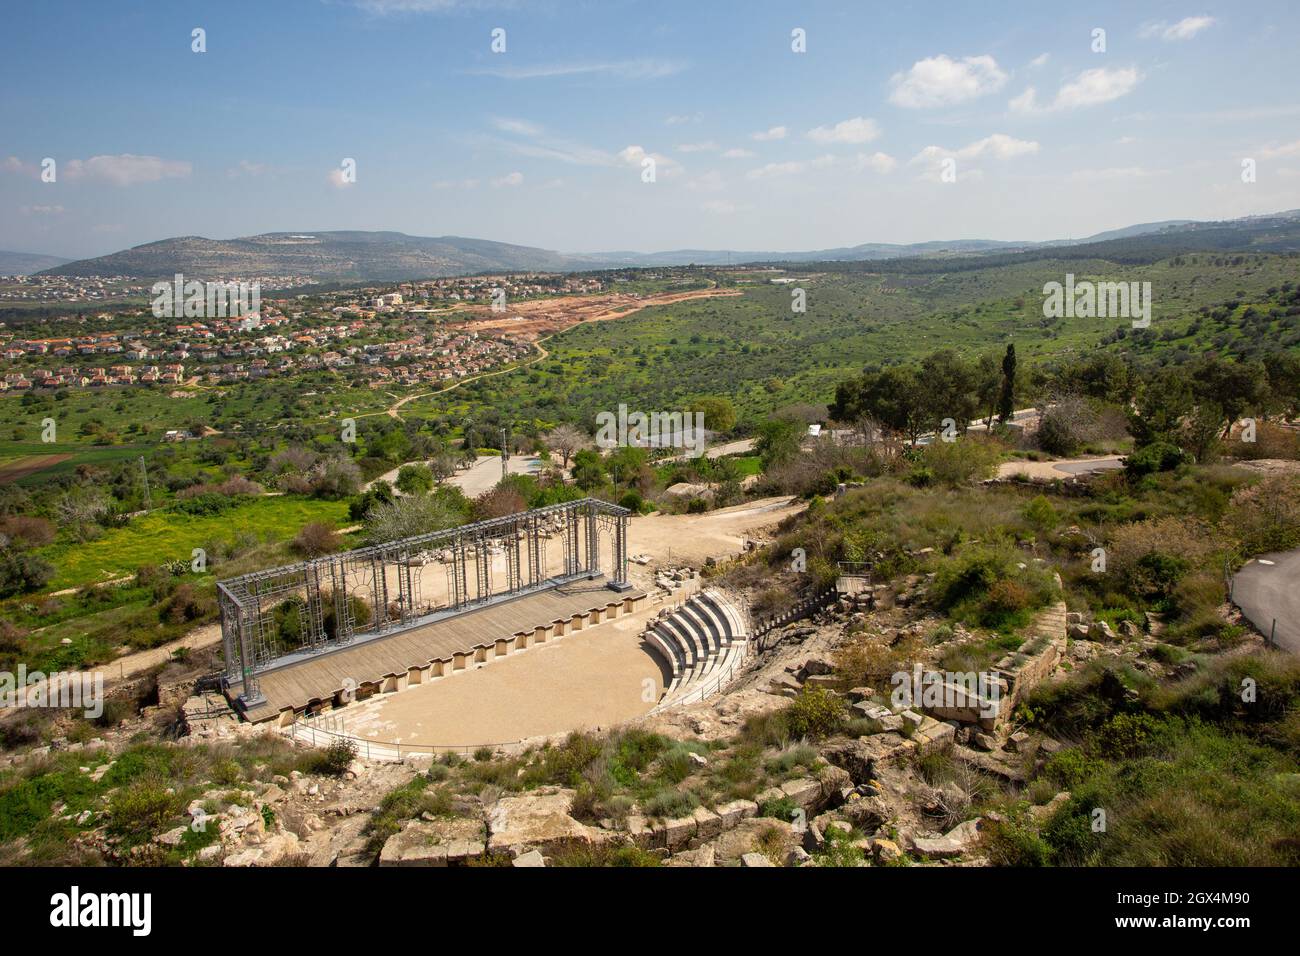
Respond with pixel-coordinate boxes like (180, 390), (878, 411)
(380, 817), (486, 866)
(488, 788), (608, 855)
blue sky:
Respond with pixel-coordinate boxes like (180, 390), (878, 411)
(2, 0), (1299, 259)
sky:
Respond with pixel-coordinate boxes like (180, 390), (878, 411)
(2, 0), (1299, 260)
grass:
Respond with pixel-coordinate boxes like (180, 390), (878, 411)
(37, 495), (349, 591)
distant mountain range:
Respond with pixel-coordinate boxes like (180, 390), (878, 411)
(30, 210), (1300, 284)
(0, 250), (71, 275)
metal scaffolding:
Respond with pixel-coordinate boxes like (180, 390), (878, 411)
(217, 498), (631, 706)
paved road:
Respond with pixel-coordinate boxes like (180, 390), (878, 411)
(1232, 549), (1300, 654)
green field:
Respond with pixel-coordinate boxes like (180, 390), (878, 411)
(37, 495), (351, 591)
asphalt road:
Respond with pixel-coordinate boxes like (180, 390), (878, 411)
(1232, 549), (1300, 654)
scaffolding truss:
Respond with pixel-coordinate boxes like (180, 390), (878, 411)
(217, 498), (631, 705)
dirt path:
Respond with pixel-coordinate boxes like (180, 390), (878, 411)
(997, 455), (1124, 480)
(628, 496), (806, 569)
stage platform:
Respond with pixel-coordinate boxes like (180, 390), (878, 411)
(227, 578), (646, 723)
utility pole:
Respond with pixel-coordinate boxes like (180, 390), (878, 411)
(499, 426), (509, 480)
(138, 456), (152, 511)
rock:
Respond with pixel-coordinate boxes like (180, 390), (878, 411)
(511, 849), (546, 867)
(1118, 620), (1139, 638)
(1029, 791), (1072, 823)
(1087, 621), (1117, 643)
(1067, 623), (1091, 641)
(798, 657), (834, 677)
(687, 752), (708, 768)
(691, 807), (723, 845)
(912, 818), (983, 859)
(780, 777), (823, 810)
(848, 687), (876, 702)
(741, 852), (775, 867)
(785, 846), (811, 866)
(1005, 731), (1031, 753)
(900, 710), (924, 730)
(871, 838), (901, 863)
(380, 818), (486, 867)
(972, 731), (1001, 752)
(198, 845), (222, 863)
(713, 799), (757, 829)
(487, 788), (608, 855)
(852, 702), (892, 721)
(667, 845), (716, 867)
(155, 826), (187, 848)
(660, 815), (697, 851)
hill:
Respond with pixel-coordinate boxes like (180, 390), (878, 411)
(41, 231), (574, 282)
(0, 250), (71, 275)
(38, 210), (1300, 283)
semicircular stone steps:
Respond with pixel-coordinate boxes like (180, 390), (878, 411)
(643, 589), (750, 713)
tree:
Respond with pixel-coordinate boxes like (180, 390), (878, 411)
(395, 462), (434, 495)
(1186, 354), (1267, 436)
(690, 396), (737, 434)
(546, 424), (589, 470)
(571, 449), (606, 491)
(365, 491), (468, 545)
(997, 344), (1016, 425)
(920, 350), (979, 434)
(310, 456), (362, 499)
(975, 353), (1003, 427)
(755, 415), (803, 468)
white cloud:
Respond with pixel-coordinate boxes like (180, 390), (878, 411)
(1261, 140), (1300, 159)
(676, 141), (719, 153)
(1029, 53), (1050, 68)
(665, 113), (702, 126)
(492, 171), (523, 187)
(1140, 16), (1216, 41)
(327, 168), (353, 189)
(63, 154), (191, 186)
(745, 155), (835, 180)
(888, 54), (1007, 108)
(855, 152), (897, 173)
(807, 117), (881, 145)
(722, 147), (755, 159)
(911, 133), (1039, 164)
(491, 116), (544, 137)
(751, 126), (787, 141)
(1010, 67), (1141, 113)
(21, 204), (64, 215)
(618, 145), (681, 176)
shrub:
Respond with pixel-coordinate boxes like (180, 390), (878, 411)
(292, 521), (342, 558)
(784, 686), (846, 739)
(1125, 441), (1186, 477)
(303, 739), (356, 777)
(1023, 495), (1058, 532)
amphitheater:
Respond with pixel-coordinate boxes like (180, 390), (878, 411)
(218, 497), (791, 757)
